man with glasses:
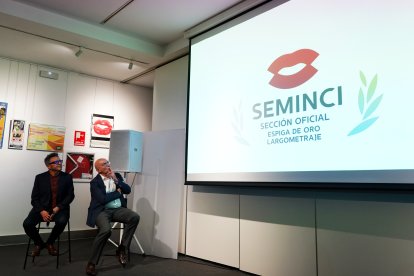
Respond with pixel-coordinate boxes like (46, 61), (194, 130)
(85, 158), (140, 276)
(23, 152), (75, 257)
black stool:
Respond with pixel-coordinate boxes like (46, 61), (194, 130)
(23, 220), (71, 269)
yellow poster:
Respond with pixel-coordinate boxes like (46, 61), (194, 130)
(27, 123), (66, 152)
(0, 102), (7, 149)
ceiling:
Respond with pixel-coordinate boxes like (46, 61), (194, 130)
(0, 0), (266, 88)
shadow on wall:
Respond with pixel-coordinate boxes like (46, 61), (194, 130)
(132, 197), (173, 258)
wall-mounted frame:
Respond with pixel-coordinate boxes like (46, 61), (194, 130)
(27, 123), (65, 152)
(90, 113), (114, 148)
(8, 119), (25, 150)
(0, 102), (8, 149)
(65, 152), (94, 182)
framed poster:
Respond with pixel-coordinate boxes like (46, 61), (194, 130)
(0, 102), (8, 149)
(8, 119), (25, 150)
(27, 123), (66, 152)
(90, 114), (114, 148)
(65, 152), (94, 181)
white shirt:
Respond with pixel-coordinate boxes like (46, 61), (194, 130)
(101, 174), (117, 193)
(100, 174), (121, 209)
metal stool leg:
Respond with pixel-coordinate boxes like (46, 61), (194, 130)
(23, 222), (42, 269)
(56, 219), (72, 268)
(23, 237), (32, 269)
(56, 234), (60, 269)
(68, 220), (71, 263)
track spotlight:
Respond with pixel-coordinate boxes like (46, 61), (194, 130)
(75, 47), (83, 57)
(128, 61), (133, 70)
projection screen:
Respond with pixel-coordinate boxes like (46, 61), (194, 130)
(186, 0), (414, 187)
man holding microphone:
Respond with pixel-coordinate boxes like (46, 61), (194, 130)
(85, 158), (140, 276)
(23, 153), (75, 257)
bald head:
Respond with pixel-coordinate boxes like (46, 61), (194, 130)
(95, 158), (111, 175)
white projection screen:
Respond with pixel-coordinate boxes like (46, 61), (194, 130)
(186, 0), (414, 188)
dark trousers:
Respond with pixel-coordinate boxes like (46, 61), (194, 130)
(23, 210), (69, 246)
(89, 207), (140, 265)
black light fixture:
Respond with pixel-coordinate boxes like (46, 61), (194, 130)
(128, 61), (133, 70)
(0, 25), (150, 66)
(75, 47), (83, 57)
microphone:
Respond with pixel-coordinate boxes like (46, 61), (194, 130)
(47, 213), (55, 226)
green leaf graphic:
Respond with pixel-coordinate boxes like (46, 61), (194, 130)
(348, 117), (379, 136)
(349, 72), (382, 136)
(363, 94), (383, 120)
(358, 88), (365, 114)
(366, 74), (378, 102)
(360, 71), (367, 87)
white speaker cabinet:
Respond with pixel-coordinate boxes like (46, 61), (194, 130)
(109, 130), (143, 172)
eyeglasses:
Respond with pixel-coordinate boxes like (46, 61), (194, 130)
(49, 160), (63, 165)
(102, 161), (111, 167)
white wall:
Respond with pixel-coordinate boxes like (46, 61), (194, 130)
(240, 190), (316, 276)
(152, 55), (414, 276)
(152, 57), (188, 131)
(0, 57), (152, 235)
(186, 186), (240, 267)
(132, 129), (185, 258)
(316, 193), (414, 276)
(152, 56), (188, 254)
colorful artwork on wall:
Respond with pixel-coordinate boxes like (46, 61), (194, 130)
(8, 119), (25, 150)
(27, 123), (66, 152)
(0, 102), (8, 149)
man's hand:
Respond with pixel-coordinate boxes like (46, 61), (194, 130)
(107, 168), (116, 179)
(52, 206), (60, 214)
(40, 210), (52, 222)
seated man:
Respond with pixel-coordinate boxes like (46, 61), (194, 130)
(85, 158), (140, 276)
(23, 153), (75, 256)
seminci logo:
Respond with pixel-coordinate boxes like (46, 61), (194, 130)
(268, 49), (319, 89)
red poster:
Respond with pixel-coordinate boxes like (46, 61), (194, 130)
(74, 131), (85, 146)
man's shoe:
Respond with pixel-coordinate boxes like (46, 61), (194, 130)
(31, 245), (43, 257)
(85, 262), (97, 276)
(46, 244), (58, 256)
(116, 245), (127, 267)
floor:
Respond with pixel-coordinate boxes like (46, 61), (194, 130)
(2, 238), (254, 276)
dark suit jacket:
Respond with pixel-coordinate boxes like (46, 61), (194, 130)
(86, 173), (131, 228)
(30, 171), (75, 215)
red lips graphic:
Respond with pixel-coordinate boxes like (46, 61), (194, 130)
(268, 49), (319, 89)
(93, 119), (112, 136)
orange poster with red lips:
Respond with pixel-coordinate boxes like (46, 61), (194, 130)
(90, 114), (114, 148)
